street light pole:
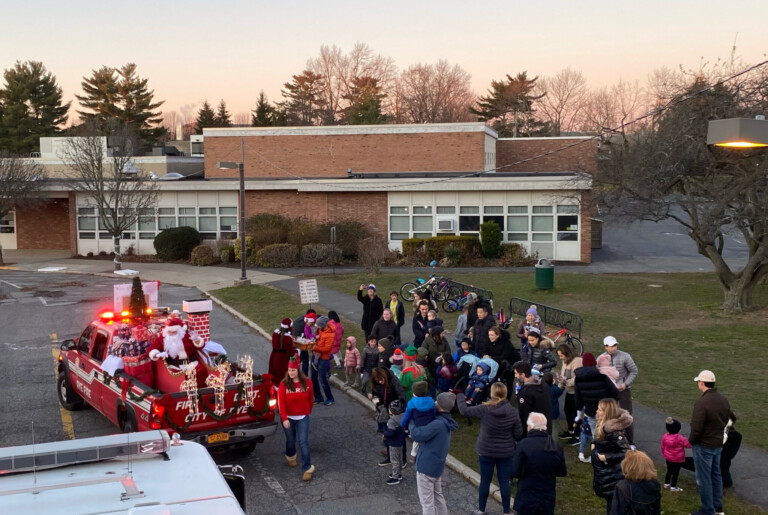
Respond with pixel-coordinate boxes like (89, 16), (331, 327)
(217, 139), (250, 287)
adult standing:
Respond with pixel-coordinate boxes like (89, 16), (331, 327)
(268, 317), (295, 382)
(277, 358), (315, 481)
(600, 336), (638, 445)
(358, 283), (383, 337)
(689, 370), (732, 515)
(310, 316), (335, 406)
(574, 353), (619, 461)
(511, 412), (567, 515)
(457, 383), (523, 515)
(609, 450), (661, 515)
(422, 326), (451, 380)
(370, 309), (399, 345)
(412, 300), (431, 348)
(386, 290), (406, 344)
(472, 305), (496, 356)
(556, 343), (583, 444)
(592, 398), (633, 513)
(410, 392), (459, 515)
(513, 361), (552, 435)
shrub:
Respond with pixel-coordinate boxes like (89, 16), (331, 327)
(402, 238), (424, 257)
(357, 237), (394, 275)
(154, 227), (202, 261)
(444, 243), (463, 266)
(255, 243), (299, 267)
(219, 245), (234, 264)
(286, 217), (321, 248)
(300, 243), (342, 266)
(316, 220), (370, 258)
(499, 243), (537, 267)
(423, 236), (481, 261)
(245, 213), (292, 247)
(233, 236), (256, 262)
(480, 220), (503, 259)
(190, 245), (219, 266)
(87, 252), (94, 257)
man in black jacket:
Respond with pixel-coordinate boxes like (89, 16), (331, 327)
(472, 305), (496, 356)
(357, 283), (383, 337)
(513, 361), (552, 435)
(412, 300), (430, 348)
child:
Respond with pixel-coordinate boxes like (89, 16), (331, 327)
(453, 337), (473, 363)
(382, 400), (406, 485)
(390, 348), (404, 378)
(597, 353), (620, 386)
(343, 336), (361, 387)
(454, 305), (469, 347)
(435, 352), (456, 392)
(426, 310), (443, 331)
(576, 414), (593, 463)
(400, 381), (436, 463)
(661, 417), (691, 492)
(360, 335), (380, 394)
(464, 362), (491, 404)
(543, 372), (564, 422)
(377, 337), (394, 370)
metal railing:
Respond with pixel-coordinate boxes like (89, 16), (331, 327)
(507, 297), (582, 338)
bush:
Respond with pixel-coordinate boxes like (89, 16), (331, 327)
(233, 236), (256, 262)
(154, 226), (201, 261)
(300, 243), (342, 266)
(245, 213), (292, 248)
(357, 237), (395, 275)
(402, 238), (425, 257)
(316, 220), (370, 258)
(219, 245), (234, 264)
(255, 243), (299, 267)
(423, 236), (481, 261)
(499, 243), (537, 267)
(286, 217), (321, 248)
(190, 245), (219, 266)
(444, 243), (463, 266)
(480, 220), (503, 259)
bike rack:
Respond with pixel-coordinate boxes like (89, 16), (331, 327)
(507, 297), (582, 338)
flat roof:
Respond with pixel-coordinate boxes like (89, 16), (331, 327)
(203, 122), (498, 139)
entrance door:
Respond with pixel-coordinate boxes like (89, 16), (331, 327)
(0, 212), (17, 250)
(554, 206), (580, 260)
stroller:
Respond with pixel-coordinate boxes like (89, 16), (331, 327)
(451, 355), (499, 399)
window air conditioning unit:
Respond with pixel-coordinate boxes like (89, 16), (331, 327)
(437, 218), (456, 231)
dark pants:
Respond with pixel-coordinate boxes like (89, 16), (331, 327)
(300, 350), (309, 376)
(617, 388), (633, 444)
(564, 393), (579, 436)
(478, 455), (514, 513)
(311, 358), (334, 402)
(665, 460), (683, 487)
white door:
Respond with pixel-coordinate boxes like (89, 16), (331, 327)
(0, 212), (17, 250)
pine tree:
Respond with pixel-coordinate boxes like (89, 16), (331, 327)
(342, 76), (389, 125)
(129, 276), (147, 316)
(280, 70), (328, 126)
(470, 72), (549, 137)
(214, 99), (232, 127)
(0, 61), (70, 155)
(194, 101), (216, 134)
(251, 91), (275, 127)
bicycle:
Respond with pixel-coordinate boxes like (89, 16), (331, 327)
(442, 291), (472, 313)
(399, 261), (458, 302)
(547, 320), (584, 356)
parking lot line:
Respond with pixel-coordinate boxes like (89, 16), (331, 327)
(51, 345), (75, 440)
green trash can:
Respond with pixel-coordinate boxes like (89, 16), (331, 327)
(535, 258), (554, 290)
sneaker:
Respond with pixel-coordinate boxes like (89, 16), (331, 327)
(558, 430), (573, 440)
(388, 473), (403, 479)
(324, 399), (334, 406)
(578, 453), (591, 463)
(343, 381), (350, 386)
(566, 436), (580, 446)
(386, 476), (401, 485)
(401, 461), (407, 470)
(663, 483), (671, 489)
(314, 399), (324, 404)
(670, 486), (683, 492)
(379, 459), (391, 467)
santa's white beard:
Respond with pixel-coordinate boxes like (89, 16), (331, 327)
(163, 330), (187, 359)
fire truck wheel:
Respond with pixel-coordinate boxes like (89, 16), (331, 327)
(122, 418), (137, 433)
(57, 373), (84, 411)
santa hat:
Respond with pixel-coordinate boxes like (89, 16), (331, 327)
(281, 318), (292, 329)
(288, 356), (300, 370)
(165, 317), (184, 327)
(305, 313), (316, 324)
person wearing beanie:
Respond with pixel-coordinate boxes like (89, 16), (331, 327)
(400, 378), (437, 466)
(572, 352), (619, 462)
(360, 335), (380, 395)
(661, 416), (691, 491)
(377, 336), (395, 370)
(399, 345), (428, 402)
(516, 304), (546, 360)
(269, 317), (296, 383)
(343, 336), (361, 387)
(409, 390), (458, 515)
(277, 357), (316, 481)
(298, 310), (318, 375)
(390, 348), (404, 377)
(358, 282), (384, 338)
(310, 314), (335, 406)
(423, 326), (451, 384)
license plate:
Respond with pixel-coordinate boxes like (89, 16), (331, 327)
(207, 432), (229, 444)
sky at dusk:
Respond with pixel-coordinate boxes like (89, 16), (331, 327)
(2, 0), (766, 123)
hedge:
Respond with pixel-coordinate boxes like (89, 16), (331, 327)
(153, 227), (201, 261)
(424, 236), (481, 261)
(255, 243), (300, 267)
(402, 238), (425, 257)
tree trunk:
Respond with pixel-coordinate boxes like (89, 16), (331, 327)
(0, 244), (4, 266)
(113, 236), (122, 271)
(719, 275), (757, 314)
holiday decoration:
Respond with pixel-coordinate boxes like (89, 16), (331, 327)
(234, 355), (255, 406)
(205, 362), (229, 416)
(179, 364), (199, 416)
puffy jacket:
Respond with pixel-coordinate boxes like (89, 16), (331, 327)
(529, 339), (557, 373)
(457, 394), (523, 458)
(370, 319), (398, 344)
(344, 346), (362, 368)
(661, 433), (691, 463)
(358, 290), (383, 336)
(472, 315), (497, 356)
(313, 325), (335, 360)
(609, 479), (661, 515)
(422, 335), (451, 375)
(371, 369), (405, 410)
(485, 329), (520, 365)
(361, 345), (380, 373)
(592, 409), (633, 500)
(574, 366), (619, 417)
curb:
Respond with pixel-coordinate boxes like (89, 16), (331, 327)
(206, 291), (503, 506)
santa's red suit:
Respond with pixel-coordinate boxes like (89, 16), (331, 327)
(149, 319), (207, 386)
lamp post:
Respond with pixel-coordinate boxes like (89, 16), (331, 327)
(217, 137), (250, 286)
(707, 115), (768, 148)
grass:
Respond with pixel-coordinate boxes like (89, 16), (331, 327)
(211, 276), (768, 514)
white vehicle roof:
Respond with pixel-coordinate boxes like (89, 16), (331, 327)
(0, 430), (244, 514)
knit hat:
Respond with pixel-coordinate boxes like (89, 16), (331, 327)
(316, 315), (329, 328)
(288, 356), (300, 370)
(346, 336), (357, 346)
(404, 345), (418, 359)
(389, 399), (404, 416)
(436, 392), (456, 412)
(367, 283), (376, 292)
(281, 317), (292, 329)
(377, 337), (393, 351)
(305, 313), (316, 324)
(412, 380), (429, 398)
(429, 326), (444, 338)
(392, 348), (403, 364)
(665, 417), (681, 435)
(581, 352), (597, 367)
(526, 305), (538, 317)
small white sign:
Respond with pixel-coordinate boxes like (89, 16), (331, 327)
(298, 279), (319, 304)
(113, 281), (160, 311)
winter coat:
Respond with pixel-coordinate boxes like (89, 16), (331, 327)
(599, 349), (638, 388)
(466, 362), (492, 393)
(412, 313), (430, 347)
(426, 317), (444, 331)
(609, 479), (662, 515)
(370, 369), (405, 410)
(384, 416), (406, 448)
(466, 296), (493, 334)
(484, 329), (520, 365)
(291, 316), (306, 338)
(344, 346), (362, 369)
(313, 325), (335, 360)
(268, 329), (294, 381)
(370, 319), (398, 344)
(689, 387), (733, 449)
(472, 315), (497, 356)
(516, 319), (546, 342)
(330, 319), (344, 355)
(574, 366), (620, 417)
(454, 314), (467, 342)
(422, 336), (451, 376)
(559, 356), (583, 394)
(529, 338), (557, 373)
(357, 290), (384, 337)
(409, 412), (459, 478)
(377, 338), (394, 370)
(436, 362), (457, 392)
(386, 299), (406, 328)
(661, 433), (691, 463)
(401, 395), (436, 429)
(511, 430), (567, 515)
(361, 345), (380, 373)
(457, 394), (523, 458)
(592, 409), (633, 500)
(518, 381), (553, 436)
(399, 365), (428, 401)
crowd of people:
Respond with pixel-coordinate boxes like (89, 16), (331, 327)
(265, 282), (739, 515)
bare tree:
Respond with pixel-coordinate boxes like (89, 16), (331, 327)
(534, 68), (588, 135)
(232, 112), (251, 126)
(60, 120), (158, 270)
(161, 110), (180, 140)
(397, 60), (476, 124)
(0, 152), (46, 264)
(581, 79), (646, 138)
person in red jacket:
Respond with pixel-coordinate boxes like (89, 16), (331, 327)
(277, 357), (315, 481)
(269, 318), (295, 383)
(311, 316), (336, 406)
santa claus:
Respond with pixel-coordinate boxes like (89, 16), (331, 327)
(149, 318), (205, 365)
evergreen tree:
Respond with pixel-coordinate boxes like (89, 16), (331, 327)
(279, 70), (328, 126)
(342, 76), (389, 125)
(76, 63), (165, 151)
(251, 91), (275, 127)
(470, 72), (549, 137)
(129, 276), (147, 316)
(0, 61), (70, 155)
(214, 99), (232, 127)
(194, 100), (216, 134)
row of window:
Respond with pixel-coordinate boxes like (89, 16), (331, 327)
(77, 206), (238, 241)
(0, 213), (14, 234)
(388, 205), (580, 242)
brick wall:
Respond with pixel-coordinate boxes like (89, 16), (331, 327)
(497, 138), (597, 174)
(187, 313), (210, 344)
(16, 198), (71, 250)
(205, 132), (485, 179)
(244, 190), (388, 240)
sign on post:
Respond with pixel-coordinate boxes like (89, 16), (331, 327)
(298, 279), (320, 305)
